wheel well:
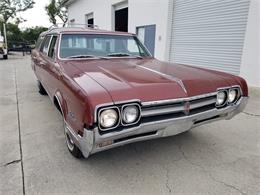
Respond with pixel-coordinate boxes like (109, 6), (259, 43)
(53, 96), (62, 115)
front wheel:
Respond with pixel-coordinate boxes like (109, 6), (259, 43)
(63, 121), (83, 159)
(3, 54), (8, 60)
(37, 81), (47, 95)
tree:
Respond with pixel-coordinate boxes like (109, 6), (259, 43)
(22, 26), (48, 43)
(0, 0), (35, 23)
(45, 0), (68, 27)
(0, 20), (22, 47)
(0, 20), (47, 47)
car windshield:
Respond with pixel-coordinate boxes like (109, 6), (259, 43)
(59, 34), (151, 59)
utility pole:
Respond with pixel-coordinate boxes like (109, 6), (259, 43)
(3, 23), (7, 48)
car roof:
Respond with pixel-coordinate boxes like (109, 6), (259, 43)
(40, 27), (135, 36)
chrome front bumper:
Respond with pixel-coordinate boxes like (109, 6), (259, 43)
(76, 97), (248, 158)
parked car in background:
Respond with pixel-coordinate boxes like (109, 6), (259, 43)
(8, 42), (34, 54)
(31, 27), (248, 159)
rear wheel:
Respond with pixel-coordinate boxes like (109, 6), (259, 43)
(3, 54), (8, 60)
(37, 81), (47, 95)
(63, 121), (83, 158)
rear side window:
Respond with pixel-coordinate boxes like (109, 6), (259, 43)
(35, 36), (44, 50)
(48, 36), (58, 59)
(40, 36), (51, 55)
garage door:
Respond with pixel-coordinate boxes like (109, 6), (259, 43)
(168, 0), (250, 75)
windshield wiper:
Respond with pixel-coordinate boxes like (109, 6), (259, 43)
(107, 53), (130, 57)
(107, 53), (143, 59)
(67, 55), (98, 59)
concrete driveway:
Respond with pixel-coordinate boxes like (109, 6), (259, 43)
(1, 54), (260, 195)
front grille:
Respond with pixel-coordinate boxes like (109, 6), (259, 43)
(97, 93), (217, 134)
(141, 94), (217, 123)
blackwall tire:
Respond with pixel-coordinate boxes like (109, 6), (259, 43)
(37, 81), (47, 95)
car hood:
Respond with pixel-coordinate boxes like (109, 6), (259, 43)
(61, 58), (238, 103)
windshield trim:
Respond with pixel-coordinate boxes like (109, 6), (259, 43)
(57, 33), (152, 61)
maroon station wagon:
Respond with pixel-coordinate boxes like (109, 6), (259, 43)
(31, 27), (248, 159)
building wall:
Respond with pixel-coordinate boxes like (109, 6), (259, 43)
(240, 0), (260, 87)
(67, 0), (170, 60)
(128, 0), (170, 60)
(68, 0), (122, 30)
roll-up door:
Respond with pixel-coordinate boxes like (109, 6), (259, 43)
(169, 0), (250, 75)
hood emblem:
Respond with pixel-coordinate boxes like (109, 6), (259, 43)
(184, 102), (190, 115)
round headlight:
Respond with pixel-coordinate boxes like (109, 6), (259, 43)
(228, 89), (237, 103)
(122, 106), (139, 124)
(216, 91), (227, 106)
(99, 109), (118, 129)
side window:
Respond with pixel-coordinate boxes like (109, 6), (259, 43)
(40, 36), (51, 55)
(48, 36), (58, 59)
(35, 36), (44, 50)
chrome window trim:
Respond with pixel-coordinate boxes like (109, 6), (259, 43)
(41, 35), (53, 56)
(121, 103), (142, 126)
(47, 35), (58, 59)
(98, 106), (121, 131)
(133, 35), (153, 57)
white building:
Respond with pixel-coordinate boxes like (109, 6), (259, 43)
(63, 0), (260, 87)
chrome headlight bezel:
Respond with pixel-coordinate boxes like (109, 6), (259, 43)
(121, 103), (141, 126)
(228, 87), (241, 104)
(216, 86), (242, 108)
(216, 90), (228, 107)
(98, 107), (120, 131)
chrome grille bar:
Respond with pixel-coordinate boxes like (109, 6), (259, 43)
(141, 92), (217, 107)
(141, 105), (185, 117)
(190, 98), (216, 110)
(141, 93), (217, 118)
